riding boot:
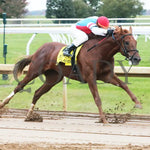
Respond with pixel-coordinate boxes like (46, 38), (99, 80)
(63, 44), (77, 57)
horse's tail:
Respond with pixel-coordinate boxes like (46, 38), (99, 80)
(13, 55), (33, 79)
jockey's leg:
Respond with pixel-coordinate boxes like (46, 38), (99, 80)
(63, 26), (88, 57)
(63, 44), (77, 57)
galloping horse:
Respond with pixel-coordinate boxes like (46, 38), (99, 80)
(0, 26), (142, 123)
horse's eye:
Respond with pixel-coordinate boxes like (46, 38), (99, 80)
(125, 41), (129, 45)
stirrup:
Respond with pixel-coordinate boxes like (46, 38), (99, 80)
(63, 44), (76, 57)
(63, 51), (72, 57)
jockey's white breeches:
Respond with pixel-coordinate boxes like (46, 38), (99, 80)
(71, 25), (88, 47)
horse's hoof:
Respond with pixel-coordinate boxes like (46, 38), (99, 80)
(103, 123), (110, 126)
(103, 120), (109, 124)
(134, 103), (142, 109)
(102, 119), (109, 125)
(103, 121), (110, 126)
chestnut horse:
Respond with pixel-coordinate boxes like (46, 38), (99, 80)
(0, 26), (142, 123)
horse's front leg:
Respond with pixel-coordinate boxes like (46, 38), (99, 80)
(109, 74), (142, 108)
(87, 76), (108, 124)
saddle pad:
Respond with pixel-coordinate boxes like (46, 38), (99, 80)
(56, 45), (83, 66)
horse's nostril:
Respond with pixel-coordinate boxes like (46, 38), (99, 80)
(133, 57), (141, 62)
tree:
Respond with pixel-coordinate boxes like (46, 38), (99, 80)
(83, 0), (101, 12)
(73, 0), (94, 18)
(56, 0), (75, 18)
(0, 0), (5, 14)
(46, 0), (56, 18)
(46, 0), (75, 18)
(97, 0), (144, 18)
(0, 0), (5, 5)
(46, 0), (144, 19)
(46, 0), (95, 18)
(0, 0), (28, 18)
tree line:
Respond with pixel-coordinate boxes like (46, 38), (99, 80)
(0, 0), (144, 18)
(46, 0), (144, 18)
(0, 0), (28, 18)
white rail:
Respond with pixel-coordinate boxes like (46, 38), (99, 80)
(0, 26), (150, 36)
(1, 18), (150, 27)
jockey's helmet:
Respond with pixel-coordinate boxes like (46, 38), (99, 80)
(97, 16), (109, 29)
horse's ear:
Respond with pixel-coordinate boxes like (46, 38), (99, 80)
(129, 26), (132, 33)
(120, 26), (123, 34)
(114, 26), (119, 34)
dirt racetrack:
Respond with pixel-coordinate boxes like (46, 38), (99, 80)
(0, 109), (150, 150)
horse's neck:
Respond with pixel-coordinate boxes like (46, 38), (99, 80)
(105, 43), (119, 58)
(92, 38), (119, 59)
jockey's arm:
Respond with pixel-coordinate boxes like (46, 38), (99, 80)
(87, 22), (107, 36)
(91, 27), (107, 36)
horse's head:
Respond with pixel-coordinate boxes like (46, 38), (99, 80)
(113, 26), (141, 65)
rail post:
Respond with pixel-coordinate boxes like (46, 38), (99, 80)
(63, 77), (67, 111)
(2, 13), (8, 80)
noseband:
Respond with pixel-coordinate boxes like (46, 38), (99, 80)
(112, 33), (139, 61)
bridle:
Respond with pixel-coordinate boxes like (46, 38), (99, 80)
(112, 33), (139, 61)
(87, 31), (139, 62)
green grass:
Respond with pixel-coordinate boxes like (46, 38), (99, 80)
(0, 76), (149, 114)
(0, 33), (52, 63)
(0, 34), (149, 66)
(0, 33), (150, 114)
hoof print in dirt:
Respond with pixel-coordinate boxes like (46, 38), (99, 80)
(96, 114), (131, 124)
(107, 114), (131, 124)
(24, 113), (43, 122)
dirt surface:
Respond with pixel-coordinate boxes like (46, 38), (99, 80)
(0, 113), (150, 150)
(1, 143), (150, 150)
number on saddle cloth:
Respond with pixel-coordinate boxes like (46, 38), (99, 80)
(56, 45), (83, 67)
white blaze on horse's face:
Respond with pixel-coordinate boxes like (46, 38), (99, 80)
(129, 60), (133, 65)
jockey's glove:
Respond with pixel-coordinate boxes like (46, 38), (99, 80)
(106, 29), (114, 36)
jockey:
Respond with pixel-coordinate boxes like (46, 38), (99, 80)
(63, 16), (114, 57)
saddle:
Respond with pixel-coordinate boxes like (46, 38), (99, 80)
(56, 45), (82, 68)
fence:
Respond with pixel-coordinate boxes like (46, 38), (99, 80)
(0, 64), (150, 77)
(1, 18), (150, 26)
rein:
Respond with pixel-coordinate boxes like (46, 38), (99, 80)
(87, 35), (108, 52)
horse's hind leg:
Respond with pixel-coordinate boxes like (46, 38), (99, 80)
(0, 71), (39, 109)
(25, 70), (63, 120)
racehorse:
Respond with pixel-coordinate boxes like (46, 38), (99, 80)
(0, 26), (142, 124)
